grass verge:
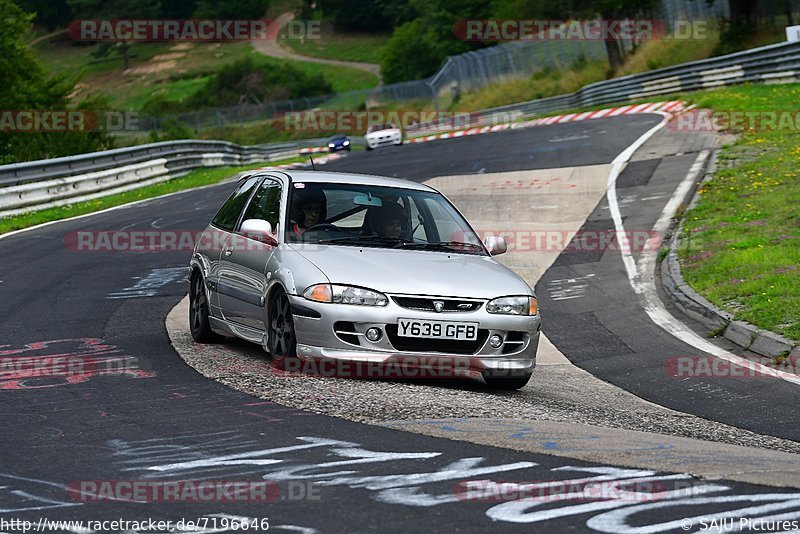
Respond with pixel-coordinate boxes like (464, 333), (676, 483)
(0, 156), (307, 236)
(676, 83), (800, 342)
(34, 39), (378, 112)
(281, 32), (388, 65)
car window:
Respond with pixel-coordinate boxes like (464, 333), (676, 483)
(241, 179), (282, 231)
(285, 183), (484, 254)
(211, 176), (261, 231)
(409, 198), (429, 241)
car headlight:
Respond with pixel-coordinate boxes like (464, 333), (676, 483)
(343, 140), (350, 146)
(328, 143), (335, 148)
(303, 284), (388, 306)
(486, 296), (538, 316)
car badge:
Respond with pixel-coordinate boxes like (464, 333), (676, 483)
(433, 300), (444, 313)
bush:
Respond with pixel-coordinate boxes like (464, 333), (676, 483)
(148, 118), (194, 142)
(713, 22), (756, 56)
(142, 57), (334, 116)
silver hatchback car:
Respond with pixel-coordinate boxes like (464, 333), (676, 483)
(189, 170), (541, 389)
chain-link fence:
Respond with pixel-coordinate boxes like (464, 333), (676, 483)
(141, 0), (731, 132)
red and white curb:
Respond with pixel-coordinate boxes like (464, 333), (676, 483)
(405, 100), (687, 144)
(283, 101), (688, 158)
(299, 146), (330, 154)
(516, 100), (686, 129)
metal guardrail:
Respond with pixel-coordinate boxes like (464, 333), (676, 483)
(2, 38), (798, 216)
(0, 138), (327, 216)
(407, 39), (800, 134)
(479, 40), (800, 119)
(0, 139), (324, 187)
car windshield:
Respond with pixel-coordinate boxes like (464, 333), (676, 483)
(368, 124), (394, 133)
(285, 182), (485, 255)
(329, 134), (346, 141)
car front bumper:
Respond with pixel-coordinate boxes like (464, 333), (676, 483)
(288, 294), (540, 375)
(365, 134), (402, 149)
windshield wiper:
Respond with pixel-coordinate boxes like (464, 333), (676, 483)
(401, 241), (485, 253)
(316, 235), (414, 247)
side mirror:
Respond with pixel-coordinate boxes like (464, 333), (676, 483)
(483, 235), (507, 256)
(241, 219), (277, 246)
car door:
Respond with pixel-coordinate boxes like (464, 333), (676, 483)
(202, 175), (262, 317)
(217, 177), (283, 330)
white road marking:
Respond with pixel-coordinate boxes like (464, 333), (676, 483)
(547, 274), (597, 301)
(607, 120), (800, 387)
(107, 267), (187, 300)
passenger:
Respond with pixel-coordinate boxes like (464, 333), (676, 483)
(375, 203), (406, 239)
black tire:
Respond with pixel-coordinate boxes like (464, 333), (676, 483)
(365, 145), (372, 151)
(268, 291), (297, 362)
(482, 371), (532, 390)
(189, 271), (224, 343)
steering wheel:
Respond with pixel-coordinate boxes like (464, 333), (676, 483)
(305, 223), (345, 233)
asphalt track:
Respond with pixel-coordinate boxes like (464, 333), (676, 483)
(2, 115), (799, 533)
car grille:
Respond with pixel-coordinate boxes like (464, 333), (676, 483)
(385, 325), (488, 355)
(333, 322), (361, 346)
(392, 297), (482, 313)
(502, 331), (528, 354)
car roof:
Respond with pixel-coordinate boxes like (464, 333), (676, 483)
(249, 170), (436, 192)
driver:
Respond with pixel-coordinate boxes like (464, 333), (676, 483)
(291, 187), (327, 237)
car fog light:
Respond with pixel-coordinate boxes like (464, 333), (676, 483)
(489, 334), (503, 348)
(366, 328), (382, 342)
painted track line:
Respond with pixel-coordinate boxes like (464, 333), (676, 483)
(606, 119), (800, 387)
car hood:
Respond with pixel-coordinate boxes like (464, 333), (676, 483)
(365, 129), (401, 138)
(289, 244), (532, 299)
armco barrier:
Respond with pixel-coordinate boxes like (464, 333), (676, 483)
(0, 140), (324, 217)
(2, 39), (798, 216)
(388, 40), (800, 140)
(478, 40), (800, 121)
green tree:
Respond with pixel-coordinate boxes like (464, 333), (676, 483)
(14, 0), (73, 31)
(381, 20), (443, 83)
(1, 0), (112, 163)
(161, 0), (199, 18)
(380, 0), (494, 83)
(192, 0), (271, 19)
(297, 0), (416, 32)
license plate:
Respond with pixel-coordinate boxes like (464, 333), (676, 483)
(397, 319), (479, 340)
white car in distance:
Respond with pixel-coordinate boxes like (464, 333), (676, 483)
(364, 123), (403, 151)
